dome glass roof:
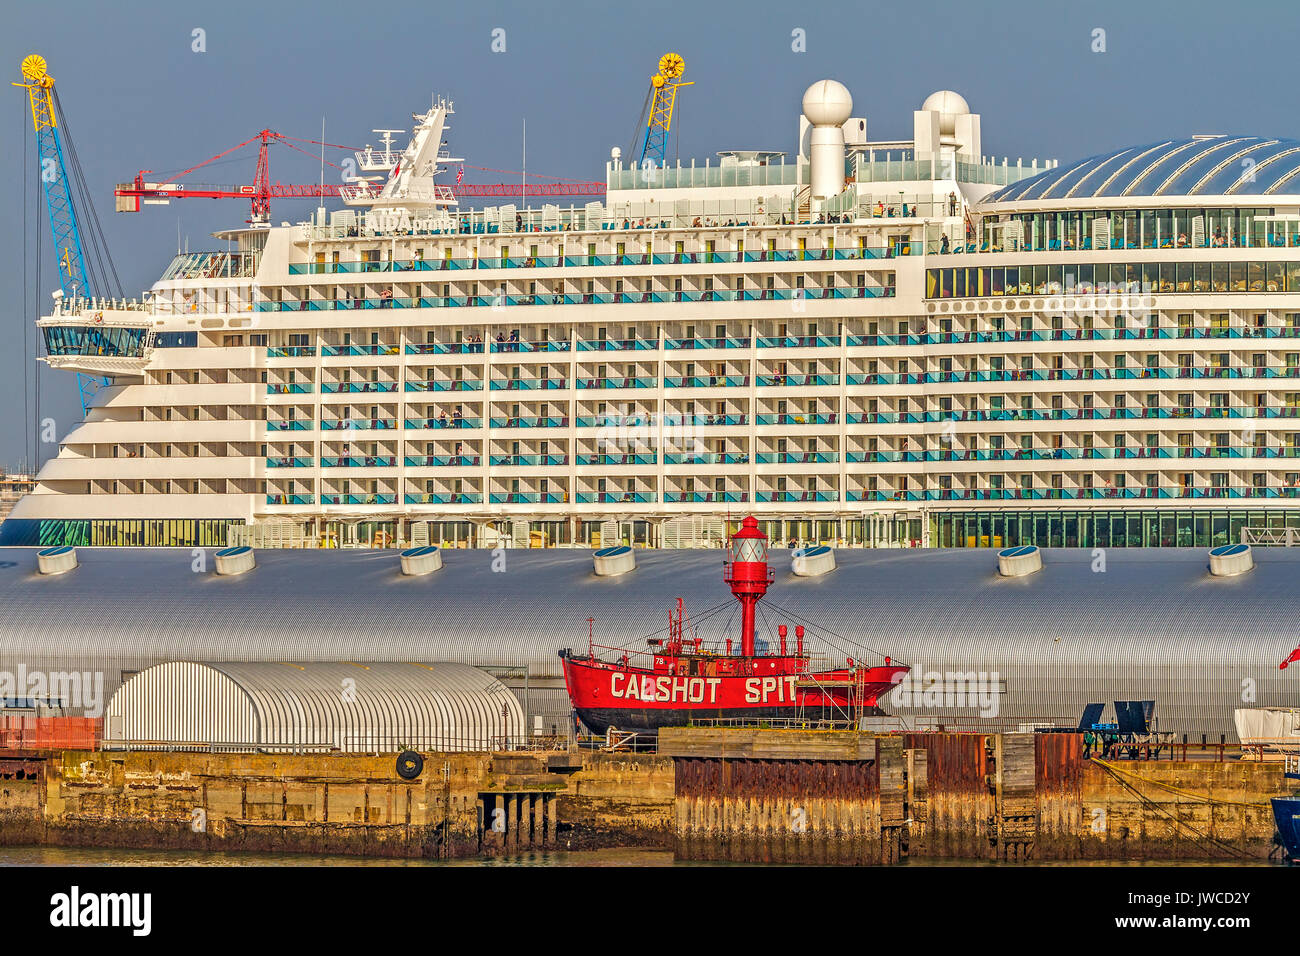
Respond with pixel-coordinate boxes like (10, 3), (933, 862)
(986, 136), (1300, 203)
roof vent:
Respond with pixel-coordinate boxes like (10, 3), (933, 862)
(792, 545), (836, 577)
(593, 545), (635, 577)
(1209, 543), (1253, 576)
(36, 546), (77, 576)
(214, 546), (256, 576)
(400, 545), (443, 576)
(998, 545), (1042, 577)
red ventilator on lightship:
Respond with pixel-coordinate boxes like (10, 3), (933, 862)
(559, 516), (910, 734)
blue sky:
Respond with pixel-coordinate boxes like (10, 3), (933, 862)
(3, 0), (1298, 468)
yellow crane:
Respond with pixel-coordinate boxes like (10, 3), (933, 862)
(638, 52), (692, 167)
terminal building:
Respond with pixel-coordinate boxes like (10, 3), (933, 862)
(0, 543), (1296, 740)
(8, 78), (1300, 551)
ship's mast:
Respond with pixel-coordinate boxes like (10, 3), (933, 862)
(723, 516), (774, 657)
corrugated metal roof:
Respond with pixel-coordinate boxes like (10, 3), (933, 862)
(104, 660), (522, 752)
(2, 546), (1297, 736)
(984, 136), (1300, 202)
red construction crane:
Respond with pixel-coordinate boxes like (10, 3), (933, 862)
(114, 129), (605, 221)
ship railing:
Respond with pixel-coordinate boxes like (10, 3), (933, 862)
(691, 717), (860, 732)
(585, 642), (663, 663)
(575, 730), (656, 753)
(1238, 735), (1300, 758)
(1241, 527), (1300, 546)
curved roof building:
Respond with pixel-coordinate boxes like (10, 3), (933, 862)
(2, 545), (1297, 737)
(103, 660), (522, 752)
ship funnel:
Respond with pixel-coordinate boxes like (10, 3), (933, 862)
(36, 546), (77, 575)
(1208, 543), (1253, 577)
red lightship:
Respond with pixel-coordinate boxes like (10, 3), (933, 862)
(559, 517), (909, 734)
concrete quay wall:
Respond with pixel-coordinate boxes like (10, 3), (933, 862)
(0, 735), (1285, 863)
(0, 749), (673, 860)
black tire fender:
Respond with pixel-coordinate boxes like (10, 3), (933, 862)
(396, 750), (424, 780)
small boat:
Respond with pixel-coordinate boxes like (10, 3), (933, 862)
(1269, 644), (1300, 863)
(1272, 757), (1300, 864)
(559, 516), (909, 734)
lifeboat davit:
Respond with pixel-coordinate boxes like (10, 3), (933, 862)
(559, 516), (909, 734)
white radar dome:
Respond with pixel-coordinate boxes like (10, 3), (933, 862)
(802, 80), (853, 126)
(921, 90), (970, 135)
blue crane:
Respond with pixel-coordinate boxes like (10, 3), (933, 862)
(15, 53), (115, 414)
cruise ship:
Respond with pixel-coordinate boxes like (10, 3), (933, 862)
(10, 76), (1300, 552)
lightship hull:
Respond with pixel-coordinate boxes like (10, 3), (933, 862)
(559, 649), (908, 734)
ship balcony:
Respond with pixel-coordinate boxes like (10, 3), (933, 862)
(488, 477), (571, 504)
(319, 454), (399, 469)
(322, 379), (399, 394)
(664, 373), (750, 388)
(664, 476), (749, 503)
(576, 336), (656, 352)
(756, 333), (841, 349)
(574, 400), (657, 426)
(405, 493), (484, 505)
(663, 490), (749, 503)
(406, 341), (487, 355)
(489, 375), (568, 391)
(756, 487), (840, 503)
(266, 345), (317, 358)
(488, 413), (569, 429)
(404, 415), (483, 430)
(489, 437), (567, 466)
(489, 453), (569, 467)
(755, 371), (839, 388)
(321, 343), (401, 357)
(319, 396), (399, 418)
(405, 475), (484, 505)
(574, 476), (654, 504)
(319, 493), (398, 505)
(575, 452), (657, 466)
(320, 416), (398, 431)
(573, 375), (657, 390)
(663, 335), (751, 351)
(487, 336), (571, 354)
(405, 378), (483, 392)
(664, 360), (749, 389)
(662, 450), (749, 466)
(405, 454), (483, 467)
(266, 494), (315, 505)
(321, 433), (394, 455)
(267, 418), (315, 432)
(489, 492), (570, 504)
(320, 478), (398, 506)
(573, 491), (656, 504)
(756, 451), (839, 465)
(755, 406), (839, 426)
